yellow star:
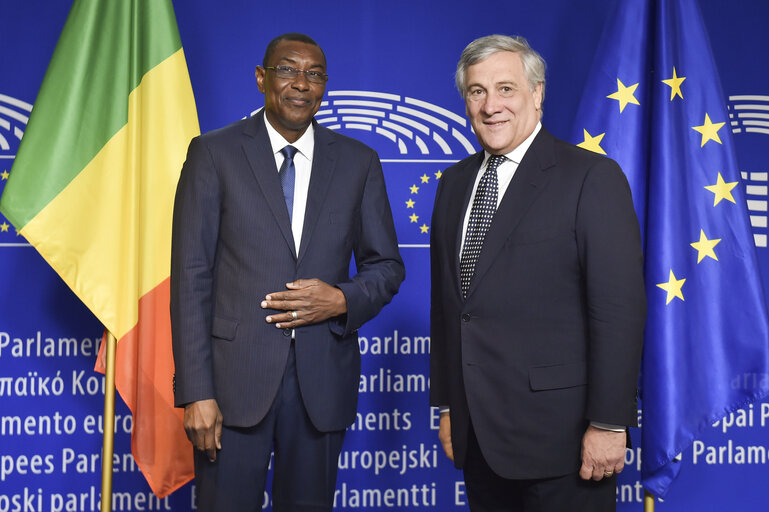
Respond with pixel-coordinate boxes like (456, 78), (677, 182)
(577, 129), (607, 155)
(0, 222), (9, 232)
(410, 184), (419, 194)
(690, 229), (721, 263)
(420, 224), (429, 234)
(662, 67), (686, 101)
(409, 213), (419, 223)
(692, 113), (724, 147)
(607, 79), (640, 113)
(405, 199), (415, 209)
(704, 173), (738, 206)
(420, 174), (430, 184)
(434, 170), (443, 179)
(657, 270), (686, 305)
(0, 170), (9, 180)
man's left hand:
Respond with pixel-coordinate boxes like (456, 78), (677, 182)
(262, 278), (347, 328)
(579, 424), (626, 481)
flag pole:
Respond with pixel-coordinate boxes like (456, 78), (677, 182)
(644, 490), (655, 511)
(100, 331), (117, 512)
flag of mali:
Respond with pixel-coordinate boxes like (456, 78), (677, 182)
(0, 0), (199, 497)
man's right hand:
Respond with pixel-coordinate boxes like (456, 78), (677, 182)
(184, 398), (223, 462)
(439, 411), (454, 461)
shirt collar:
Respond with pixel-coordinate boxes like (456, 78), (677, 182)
(482, 121), (542, 168)
(263, 112), (315, 161)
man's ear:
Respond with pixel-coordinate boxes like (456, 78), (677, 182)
(255, 66), (266, 94)
(533, 82), (543, 112)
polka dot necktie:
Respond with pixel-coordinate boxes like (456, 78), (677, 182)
(459, 154), (505, 298)
(279, 145), (297, 222)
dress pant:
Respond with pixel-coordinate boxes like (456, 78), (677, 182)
(194, 342), (345, 512)
(463, 423), (616, 512)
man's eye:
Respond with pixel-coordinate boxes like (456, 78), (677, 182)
(278, 66), (297, 73)
(307, 71), (322, 78)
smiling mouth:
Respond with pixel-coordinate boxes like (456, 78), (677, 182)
(286, 97), (311, 107)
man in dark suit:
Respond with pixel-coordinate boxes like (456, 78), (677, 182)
(171, 33), (404, 511)
(430, 34), (646, 511)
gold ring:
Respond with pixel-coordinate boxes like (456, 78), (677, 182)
(604, 471), (614, 476)
(291, 311), (298, 320)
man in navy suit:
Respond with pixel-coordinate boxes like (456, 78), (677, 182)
(430, 35), (645, 511)
(171, 33), (404, 511)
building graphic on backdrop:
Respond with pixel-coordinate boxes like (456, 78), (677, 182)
(318, 91), (477, 243)
(0, 94), (31, 245)
(729, 94), (769, 248)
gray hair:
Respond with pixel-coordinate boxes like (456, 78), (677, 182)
(455, 35), (546, 103)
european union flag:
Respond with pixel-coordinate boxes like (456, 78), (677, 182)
(572, 0), (769, 497)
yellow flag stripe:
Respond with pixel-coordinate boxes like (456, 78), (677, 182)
(20, 48), (199, 339)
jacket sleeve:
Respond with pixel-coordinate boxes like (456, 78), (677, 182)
(170, 136), (220, 407)
(429, 173), (450, 407)
(576, 157), (646, 427)
(334, 150), (405, 336)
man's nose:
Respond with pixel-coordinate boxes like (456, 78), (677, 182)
(481, 92), (502, 115)
(290, 71), (310, 90)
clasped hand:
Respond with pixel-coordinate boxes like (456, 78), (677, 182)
(261, 278), (347, 328)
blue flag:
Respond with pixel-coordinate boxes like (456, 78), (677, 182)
(572, 0), (769, 497)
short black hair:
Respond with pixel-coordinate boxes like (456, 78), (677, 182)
(262, 33), (326, 67)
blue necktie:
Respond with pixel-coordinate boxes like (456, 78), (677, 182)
(459, 154), (505, 298)
(279, 145), (297, 222)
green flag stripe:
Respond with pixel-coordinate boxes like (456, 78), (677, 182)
(0, 0), (182, 228)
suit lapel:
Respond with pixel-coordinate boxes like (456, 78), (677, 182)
(465, 128), (556, 300)
(242, 111), (297, 258)
(297, 122), (336, 265)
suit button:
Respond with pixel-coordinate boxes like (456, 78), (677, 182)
(283, 328), (291, 337)
(462, 314), (471, 322)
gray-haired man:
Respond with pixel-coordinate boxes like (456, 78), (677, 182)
(429, 34), (645, 511)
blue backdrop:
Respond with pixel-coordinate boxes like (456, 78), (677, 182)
(2, 1), (769, 510)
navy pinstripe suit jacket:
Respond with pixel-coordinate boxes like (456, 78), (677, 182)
(171, 111), (404, 432)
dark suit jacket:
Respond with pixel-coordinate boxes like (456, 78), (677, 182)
(171, 111), (404, 432)
(429, 127), (645, 479)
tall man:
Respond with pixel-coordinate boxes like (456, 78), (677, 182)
(430, 35), (646, 511)
(171, 33), (404, 511)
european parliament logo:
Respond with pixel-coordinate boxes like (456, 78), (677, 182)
(310, 90), (477, 246)
(315, 91), (477, 246)
(729, 94), (769, 248)
(0, 93), (31, 246)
